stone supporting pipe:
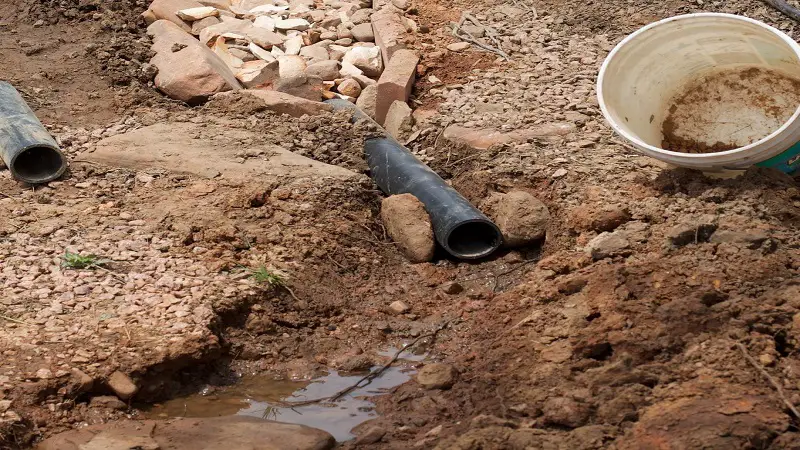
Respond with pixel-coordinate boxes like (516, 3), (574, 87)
(326, 99), (503, 259)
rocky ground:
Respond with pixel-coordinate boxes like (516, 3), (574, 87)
(3, 0), (800, 449)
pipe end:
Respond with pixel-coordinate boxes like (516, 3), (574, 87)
(445, 220), (503, 260)
(11, 145), (67, 184)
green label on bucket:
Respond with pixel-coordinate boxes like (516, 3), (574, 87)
(756, 141), (800, 174)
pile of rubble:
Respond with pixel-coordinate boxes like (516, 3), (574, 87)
(141, 0), (420, 136)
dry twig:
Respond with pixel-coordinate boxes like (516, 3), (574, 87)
(0, 314), (32, 326)
(272, 321), (450, 408)
(452, 13), (510, 60)
(736, 342), (800, 420)
(763, 0), (800, 22)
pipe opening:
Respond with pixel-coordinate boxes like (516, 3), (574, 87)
(12, 146), (66, 183)
(446, 221), (503, 259)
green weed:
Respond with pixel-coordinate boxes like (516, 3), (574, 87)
(61, 252), (107, 270)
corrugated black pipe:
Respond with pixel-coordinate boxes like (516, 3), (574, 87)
(0, 82), (66, 184)
(326, 99), (503, 260)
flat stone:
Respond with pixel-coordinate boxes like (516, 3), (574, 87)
(245, 27), (285, 48)
(83, 121), (351, 182)
(442, 123), (576, 150)
(107, 371), (138, 400)
(375, 49), (417, 124)
(176, 6), (219, 20)
(416, 363), (456, 389)
(249, 42), (276, 62)
(147, 20), (241, 104)
(381, 194), (435, 263)
(241, 89), (333, 117)
(275, 18), (311, 31)
(235, 59), (279, 88)
(447, 41), (470, 52)
(482, 191), (549, 247)
(199, 16), (251, 45)
(37, 417), (336, 450)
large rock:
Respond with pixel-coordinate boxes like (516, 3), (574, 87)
(242, 89), (332, 117)
(416, 363), (456, 389)
(375, 49), (417, 124)
(380, 194), (435, 263)
(342, 46), (383, 78)
(144, 0), (203, 32)
(36, 416), (336, 450)
(148, 20), (241, 104)
(482, 191), (549, 247)
(443, 123), (576, 150)
(371, 7), (407, 63)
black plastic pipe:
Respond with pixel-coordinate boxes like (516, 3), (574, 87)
(0, 82), (66, 184)
(326, 99), (503, 260)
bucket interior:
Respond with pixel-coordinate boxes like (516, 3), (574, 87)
(601, 15), (800, 151)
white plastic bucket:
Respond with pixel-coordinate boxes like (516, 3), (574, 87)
(597, 13), (800, 173)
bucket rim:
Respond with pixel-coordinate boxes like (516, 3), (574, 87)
(597, 12), (800, 162)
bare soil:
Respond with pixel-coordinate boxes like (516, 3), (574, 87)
(3, 0), (800, 449)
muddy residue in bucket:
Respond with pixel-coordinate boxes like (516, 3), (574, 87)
(662, 67), (800, 154)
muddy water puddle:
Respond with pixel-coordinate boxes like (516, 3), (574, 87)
(143, 348), (425, 441)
